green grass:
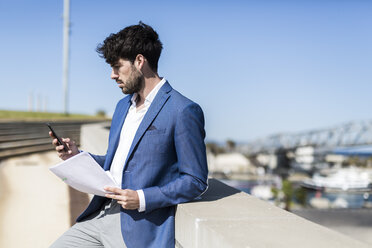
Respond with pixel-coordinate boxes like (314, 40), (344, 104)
(0, 110), (110, 121)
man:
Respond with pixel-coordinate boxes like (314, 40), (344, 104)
(50, 22), (208, 248)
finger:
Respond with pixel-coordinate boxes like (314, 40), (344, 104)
(105, 193), (116, 199)
(118, 202), (136, 209)
(63, 138), (76, 151)
(56, 145), (65, 151)
(121, 189), (130, 196)
(118, 201), (128, 208)
(52, 138), (59, 146)
(105, 194), (125, 202)
(49, 131), (54, 138)
(104, 186), (122, 194)
(56, 148), (69, 159)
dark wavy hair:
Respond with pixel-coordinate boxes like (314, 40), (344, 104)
(97, 21), (163, 72)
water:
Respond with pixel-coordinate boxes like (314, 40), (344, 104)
(306, 190), (372, 208)
(219, 179), (258, 194)
(220, 178), (372, 209)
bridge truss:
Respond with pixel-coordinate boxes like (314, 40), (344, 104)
(243, 120), (372, 154)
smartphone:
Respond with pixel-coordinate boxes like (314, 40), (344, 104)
(46, 123), (69, 152)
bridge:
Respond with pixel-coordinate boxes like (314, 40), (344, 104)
(240, 120), (372, 154)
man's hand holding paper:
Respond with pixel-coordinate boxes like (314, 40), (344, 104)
(104, 187), (140, 210)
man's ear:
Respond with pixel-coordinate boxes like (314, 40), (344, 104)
(135, 54), (146, 70)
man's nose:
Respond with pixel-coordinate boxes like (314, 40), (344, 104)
(111, 69), (118, 79)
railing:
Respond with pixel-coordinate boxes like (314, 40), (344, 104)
(80, 122), (369, 248)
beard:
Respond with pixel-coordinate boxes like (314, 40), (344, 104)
(120, 65), (144, 94)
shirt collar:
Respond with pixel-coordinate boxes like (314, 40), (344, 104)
(131, 78), (167, 107)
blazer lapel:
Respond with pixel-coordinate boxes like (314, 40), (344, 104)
(123, 82), (172, 170)
(104, 96), (132, 171)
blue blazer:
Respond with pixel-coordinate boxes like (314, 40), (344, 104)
(77, 82), (209, 248)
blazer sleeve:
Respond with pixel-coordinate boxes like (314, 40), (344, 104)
(89, 154), (106, 168)
(143, 103), (209, 213)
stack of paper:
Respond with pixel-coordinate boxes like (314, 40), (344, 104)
(49, 152), (118, 197)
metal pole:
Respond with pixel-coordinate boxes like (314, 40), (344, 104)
(28, 92), (33, 112)
(63, 0), (70, 115)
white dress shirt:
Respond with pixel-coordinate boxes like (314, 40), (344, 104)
(110, 78), (166, 212)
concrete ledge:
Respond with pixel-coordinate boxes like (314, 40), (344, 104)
(176, 179), (369, 248)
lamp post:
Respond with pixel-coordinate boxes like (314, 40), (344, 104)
(62, 0), (70, 115)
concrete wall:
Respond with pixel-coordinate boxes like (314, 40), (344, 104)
(81, 122), (369, 248)
(80, 122), (110, 154)
(176, 179), (369, 248)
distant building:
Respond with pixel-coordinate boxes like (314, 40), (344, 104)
(207, 152), (255, 174)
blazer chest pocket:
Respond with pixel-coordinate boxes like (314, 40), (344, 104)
(143, 128), (169, 154)
(145, 128), (166, 135)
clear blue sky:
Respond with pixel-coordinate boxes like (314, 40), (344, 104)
(0, 0), (371, 142)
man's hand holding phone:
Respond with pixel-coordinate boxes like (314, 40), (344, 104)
(47, 123), (79, 160)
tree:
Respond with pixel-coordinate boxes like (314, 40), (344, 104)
(226, 139), (236, 152)
(206, 142), (224, 155)
(96, 109), (106, 117)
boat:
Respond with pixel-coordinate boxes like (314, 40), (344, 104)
(301, 167), (372, 191)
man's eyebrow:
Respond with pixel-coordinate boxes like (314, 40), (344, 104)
(112, 63), (119, 67)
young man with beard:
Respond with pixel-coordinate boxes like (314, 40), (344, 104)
(50, 22), (208, 248)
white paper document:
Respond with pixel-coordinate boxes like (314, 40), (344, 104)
(49, 152), (118, 197)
